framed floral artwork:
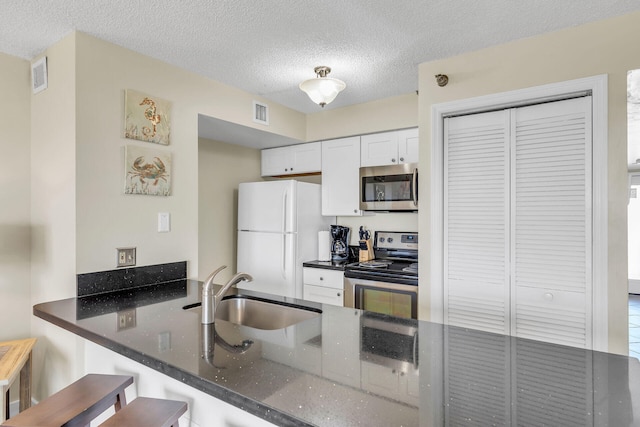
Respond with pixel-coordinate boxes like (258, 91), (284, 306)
(124, 89), (171, 145)
(124, 145), (172, 196)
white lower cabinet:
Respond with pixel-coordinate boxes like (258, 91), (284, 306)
(361, 361), (420, 406)
(302, 267), (344, 306)
(321, 307), (361, 388)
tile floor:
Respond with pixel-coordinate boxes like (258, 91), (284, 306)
(629, 294), (640, 359)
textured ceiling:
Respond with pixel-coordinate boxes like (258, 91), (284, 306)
(2, 1), (640, 114)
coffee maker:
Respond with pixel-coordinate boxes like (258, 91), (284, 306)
(330, 225), (350, 261)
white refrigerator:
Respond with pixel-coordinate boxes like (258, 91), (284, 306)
(236, 180), (332, 299)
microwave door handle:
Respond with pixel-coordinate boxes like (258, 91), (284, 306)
(412, 168), (418, 207)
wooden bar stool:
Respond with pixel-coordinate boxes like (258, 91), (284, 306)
(2, 373), (133, 427)
(0, 338), (36, 422)
(98, 397), (187, 427)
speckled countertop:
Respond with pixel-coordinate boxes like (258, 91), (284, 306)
(34, 280), (640, 426)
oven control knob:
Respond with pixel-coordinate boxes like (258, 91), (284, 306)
(379, 237), (385, 243)
(387, 237), (394, 243)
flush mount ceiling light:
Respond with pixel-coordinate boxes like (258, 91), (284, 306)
(299, 66), (346, 108)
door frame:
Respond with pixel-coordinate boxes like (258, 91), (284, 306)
(430, 75), (608, 351)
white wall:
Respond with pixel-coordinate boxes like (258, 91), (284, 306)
(417, 11), (640, 354)
(0, 52), (31, 340)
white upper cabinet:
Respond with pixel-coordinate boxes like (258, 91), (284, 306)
(398, 128), (419, 164)
(360, 128), (419, 167)
(321, 136), (363, 216)
(261, 142), (321, 176)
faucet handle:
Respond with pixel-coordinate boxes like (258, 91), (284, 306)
(203, 265), (227, 290)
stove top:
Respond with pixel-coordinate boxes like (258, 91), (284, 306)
(344, 231), (418, 285)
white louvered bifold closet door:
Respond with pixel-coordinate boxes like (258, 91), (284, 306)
(444, 96), (593, 348)
(511, 97), (592, 348)
(444, 110), (511, 335)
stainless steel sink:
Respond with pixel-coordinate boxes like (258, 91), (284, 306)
(183, 295), (321, 330)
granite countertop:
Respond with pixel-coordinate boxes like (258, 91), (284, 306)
(34, 280), (640, 426)
(302, 260), (351, 271)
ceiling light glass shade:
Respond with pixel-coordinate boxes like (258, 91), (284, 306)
(299, 66), (346, 107)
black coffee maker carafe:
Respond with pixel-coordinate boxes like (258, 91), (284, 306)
(330, 225), (350, 261)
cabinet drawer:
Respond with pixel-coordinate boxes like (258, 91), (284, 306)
(302, 268), (344, 289)
(304, 284), (343, 306)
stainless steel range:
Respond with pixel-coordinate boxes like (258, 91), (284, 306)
(344, 231), (418, 319)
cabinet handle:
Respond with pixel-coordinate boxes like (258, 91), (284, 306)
(391, 158), (396, 163)
(320, 277), (323, 281)
(291, 167), (293, 171)
(285, 168), (288, 171)
(400, 157), (404, 162)
(354, 209), (358, 213)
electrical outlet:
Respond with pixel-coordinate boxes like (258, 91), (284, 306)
(116, 309), (136, 331)
(116, 247), (136, 267)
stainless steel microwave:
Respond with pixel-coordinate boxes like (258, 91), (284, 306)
(359, 163), (418, 211)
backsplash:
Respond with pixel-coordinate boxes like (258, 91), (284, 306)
(337, 212), (418, 245)
(77, 261), (187, 297)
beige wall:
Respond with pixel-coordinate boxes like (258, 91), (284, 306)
(198, 138), (262, 283)
(0, 52), (31, 341)
(306, 93), (418, 141)
(417, 11), (640, 354)
(72, 32), (306, 277)
(29, 34), (81, 398)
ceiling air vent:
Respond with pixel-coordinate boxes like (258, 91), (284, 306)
(253, 101), (269, 125)
(31, 56), (48, 94)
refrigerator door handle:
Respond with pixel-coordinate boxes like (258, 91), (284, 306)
(282, 234), (287, 279)
(282, 189), (288, 233)
(282, 188), (288, 278)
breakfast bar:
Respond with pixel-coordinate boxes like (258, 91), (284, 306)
(33, 279), (640, 426)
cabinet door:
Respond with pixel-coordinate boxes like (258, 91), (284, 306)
(291, 142), (321, 174)
(261, 146), (290, 176)
(511, 97), (592, 348)
(360, 131), (399, 167)
(321, 136), (363, 216)
(303, 267), (344, 289)
(444, 110), (511, 335)
(303, 284), (343, 306)
(398, 128), (419, 164)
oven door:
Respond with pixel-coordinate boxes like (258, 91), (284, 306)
(359, 163), (418, 211)
(344, 276), (418, 319)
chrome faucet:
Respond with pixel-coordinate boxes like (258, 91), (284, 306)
(201, 265), (253, 324)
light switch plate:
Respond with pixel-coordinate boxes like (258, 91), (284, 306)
(117, 247), (136, 267)
(158, 212), (170, 232)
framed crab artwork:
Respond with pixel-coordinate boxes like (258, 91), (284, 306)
(124, 89), (171, 145)
(124, 145), (172, 196)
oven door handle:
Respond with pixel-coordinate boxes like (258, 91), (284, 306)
(412, 331), (418, 369)
(411, 168), (418, 207)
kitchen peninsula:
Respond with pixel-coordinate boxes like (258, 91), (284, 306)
(34, 278), (640, 426)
